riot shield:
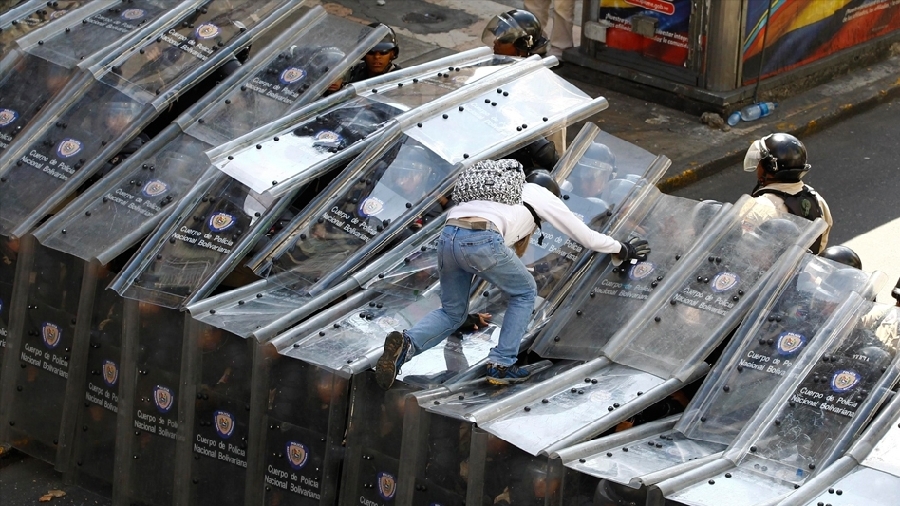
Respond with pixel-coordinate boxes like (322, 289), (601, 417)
(98, 0), (290, 104)
(772, 391), (900, 506)
(551, 256), (883, 493)
(179, 323), (255, 506)
(0, 239), (86, 463)
(605, 198), (828, 381)
(531, 194), (728, 359)
(658, 302), (900, 506)
(0, 0), (89, 60)
(0, 0), (186, 153)
(0, 0), (299, 237)
(64, 261), (124, 495)
(114, 302), (187, 506)
(252, 350), (349, 506)
(95, 11), (391, 308)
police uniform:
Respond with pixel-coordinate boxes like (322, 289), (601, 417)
(752, 181), (833, 252)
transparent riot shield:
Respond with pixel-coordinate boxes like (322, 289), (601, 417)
(0, 0), (186, 153)
(531, 194), (728, 359)
(177, 323), (255, 506)
(0, 0), (299, 237)
(251, 350), (350, 506)
(0, 0), (89, 60)
(98, 0), (289, 104)
(0, 238), (86, 463)
(551, 256), (884, 494)
(338, 370), (419, 506)
(113, 302), (187, 506)
(605, 198), (828, 381)
(63, 261), (124, 496)
(770, 391), (900, 506)
(659, 302), (900, 506)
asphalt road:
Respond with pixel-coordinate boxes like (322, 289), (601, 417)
(672, 95), (900, 304)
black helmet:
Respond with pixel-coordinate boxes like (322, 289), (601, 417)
(820, 245), (862, 270)
(593, 480), (646, 506)
(368, 23), (399, 56)
(482, 10), (549, 56)
(743, 133), (810, 182)
(526, 169), (560, 197)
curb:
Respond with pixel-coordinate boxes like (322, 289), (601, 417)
(658, 55), (900, 193)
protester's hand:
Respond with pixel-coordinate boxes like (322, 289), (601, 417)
(457, 313), (492, 333)
(617, 237), (650, 263)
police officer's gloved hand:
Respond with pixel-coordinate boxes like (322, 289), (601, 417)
(617, 237), (650, 263)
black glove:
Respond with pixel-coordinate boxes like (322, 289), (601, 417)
(617, 237), (650, 263)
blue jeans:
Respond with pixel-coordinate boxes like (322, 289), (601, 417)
(405, 225), (536, 367)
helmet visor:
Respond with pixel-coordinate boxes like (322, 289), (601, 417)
(743, 138), (768, 172)
(482, 13), (527, 46)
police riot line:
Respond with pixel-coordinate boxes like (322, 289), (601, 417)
(106, 46), (498, 311)
(652, 299), (900, 506)
(188, 55), (607, 340)
(30, 7), (390, 299)
(552, 253), (887, 506)
(772, 385), (900, 506)
(0, 0), (188, 162)
(0, 0), (304, 238)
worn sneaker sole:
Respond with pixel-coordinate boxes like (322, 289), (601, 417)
(375, 331), (405, 390)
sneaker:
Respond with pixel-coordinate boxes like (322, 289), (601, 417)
(375, 331), (412, 390)
(486, 363), (531, 385)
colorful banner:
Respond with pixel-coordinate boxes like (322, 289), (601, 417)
(598, 0), (693, 66)
(743, 0), (900, 84)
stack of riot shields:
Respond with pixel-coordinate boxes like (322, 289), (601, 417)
(256, 124), (669, 506)
(106, 46), (499, 311)
(33, 6), (393, 302)
(396, 197), (825, 506)
(189, 55), (607, 339)
(0, 0), (310, 501)
(651, 300), (900, 506)
(772, 384), (900, 506)
(551, 254), (887, 506)
(0, 0), (302, 237)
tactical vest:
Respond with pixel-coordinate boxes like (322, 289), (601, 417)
(753, 184), (824, 253)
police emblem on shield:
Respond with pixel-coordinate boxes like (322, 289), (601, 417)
(831, 370), (860, 393)
(359, 197), (384, 217)
(286, 441), (309, 470)
(214, 410), (235, 439)
(279, 67), (306, 85)
(195, 23), (219, 40)
(710, 271), (739, 293)
(208, 212), (235, 232)
(57, 138), (82, 158)
(142, 179), (168, 197)
(376, 471), (396, 500)
(121, 8), (145, 20)
(0, 108), (18, 127)
(42, 323), (61, 349)
(776, 332), (806, 356)
(628, 261), (655, 281)
(102, 360), (119, 386)
(377, 316), (400, 332)
(153, 385), (174, 413)
(50, 9), (68, 19)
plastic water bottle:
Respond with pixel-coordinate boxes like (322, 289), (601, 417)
(728, 102), (778, 126)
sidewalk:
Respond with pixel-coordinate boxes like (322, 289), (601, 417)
(321, 0), (900, 190)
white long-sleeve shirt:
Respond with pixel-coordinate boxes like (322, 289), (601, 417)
(446, 183), (622, 254)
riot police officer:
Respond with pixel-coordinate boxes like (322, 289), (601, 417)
(743, 133), (833, 253)
(482, 9), (549, 57)
(346, 23), (401, 83)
